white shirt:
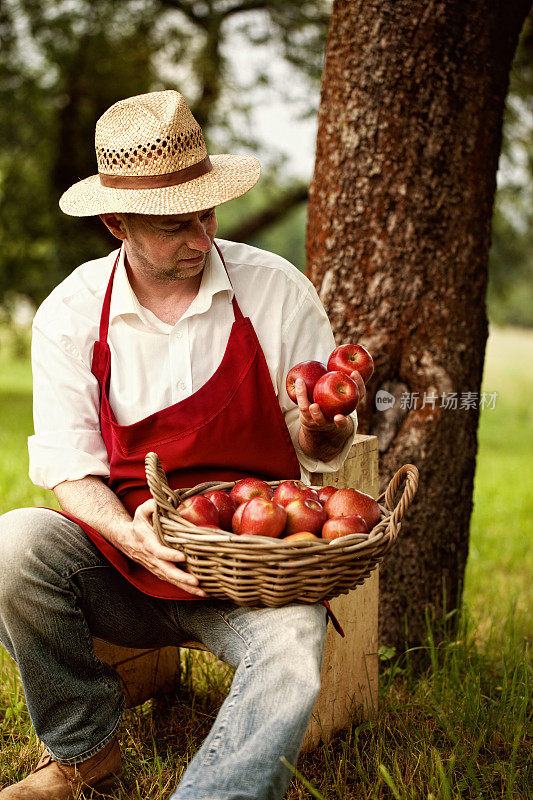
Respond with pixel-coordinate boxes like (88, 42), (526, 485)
(28, 239), (357, 490)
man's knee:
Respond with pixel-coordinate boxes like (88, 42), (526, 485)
(0, 508), (88, 601)
(274, 603), (326, 681)
(266, 602), (327, 649)
(0, 506), (50, 563)
(250, 603), (326, 701)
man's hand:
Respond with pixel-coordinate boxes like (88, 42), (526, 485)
(296, 370), (365, 462)
(54, 476), (206, 596)
(295, 370), (365, 431)
(120, 499), (207, 597)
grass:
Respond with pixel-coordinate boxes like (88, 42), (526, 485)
(0, 324), (531, 798)
(463, 327), (532, 634)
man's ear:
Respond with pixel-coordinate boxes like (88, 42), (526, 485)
(99, 213), (128, 241)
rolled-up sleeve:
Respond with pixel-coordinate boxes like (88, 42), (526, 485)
(28, 324), (110, 490)
(279, 285), (357, 479)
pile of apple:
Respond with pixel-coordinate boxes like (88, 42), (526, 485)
(176, 477), (381, 542)
(286, 343), (374, 418)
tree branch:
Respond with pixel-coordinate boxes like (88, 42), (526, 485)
(221, 1), (270, 19)
(223, 183), (308, 242)
(158, 0), (204, 26)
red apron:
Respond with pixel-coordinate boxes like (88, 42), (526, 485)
(58, 243), (301, 601)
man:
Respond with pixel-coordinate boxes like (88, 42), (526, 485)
(0, 91), (364, 800)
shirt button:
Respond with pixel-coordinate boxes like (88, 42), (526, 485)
(178, 380), (186, 391)
(175, 330), (182, 339)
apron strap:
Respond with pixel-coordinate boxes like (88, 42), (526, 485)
(98, 249), (121, 344)
(322, 600), (346, 638)
(214, 241), (244, 322)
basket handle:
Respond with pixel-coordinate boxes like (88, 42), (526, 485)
(145, 452), (181, 546)
(378, 463), (419, 540)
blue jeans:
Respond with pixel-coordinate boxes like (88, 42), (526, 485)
(0, 507), (327, 800)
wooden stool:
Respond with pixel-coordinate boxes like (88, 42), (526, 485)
(93, 434), (379, 751)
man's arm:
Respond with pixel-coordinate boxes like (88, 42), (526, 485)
(299, 415), (355, 462)
(53, 476), (206, 597)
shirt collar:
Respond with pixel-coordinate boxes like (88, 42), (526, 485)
(109, 241), (234, 328)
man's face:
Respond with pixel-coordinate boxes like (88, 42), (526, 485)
(118, 208), (218, 282)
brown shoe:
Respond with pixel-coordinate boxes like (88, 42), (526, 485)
(0, 737), (123, 798)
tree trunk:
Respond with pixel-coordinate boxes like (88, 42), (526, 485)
(306, 0), (530, 652)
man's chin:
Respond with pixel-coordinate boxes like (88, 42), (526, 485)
(170, 254), (207, 280)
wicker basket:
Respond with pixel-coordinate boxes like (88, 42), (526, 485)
(145, 453), (419, 607)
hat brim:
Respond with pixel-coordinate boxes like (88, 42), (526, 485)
(59, 154), (261, 216)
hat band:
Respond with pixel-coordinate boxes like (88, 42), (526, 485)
(99, 156), (212, 189)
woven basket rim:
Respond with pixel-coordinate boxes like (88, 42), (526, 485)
(145, 459), (417, 550)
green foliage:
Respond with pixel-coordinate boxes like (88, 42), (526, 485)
(0, 0), (530, 326)
(463, 326), (533, 629)
(488, 12), (533, 327)
(0, 0), (163, 306)
(0, 0), (328, 307)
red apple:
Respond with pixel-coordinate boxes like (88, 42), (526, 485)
(317, 485), (337, 505)
(324, 488), (381, 531)
(313, 371), (360, 420)
(178, 495), (219, 528)
(284, 498), (326, 536)
(231, 502), (247, 534)
(286, 360), (327, 404)
(327, 344), (374, 384)
(230, 477), (273, 506)
(283, 531), (321, 542)
(321, 514), (368, 541)
(204, 490), (236, 531)
(240, 498), (287, 538)
(273, 480), (320, 508)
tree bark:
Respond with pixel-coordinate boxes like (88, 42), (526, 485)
(306, 0), (530, 652)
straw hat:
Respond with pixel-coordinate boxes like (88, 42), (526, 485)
(59, 90), (261, 216)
